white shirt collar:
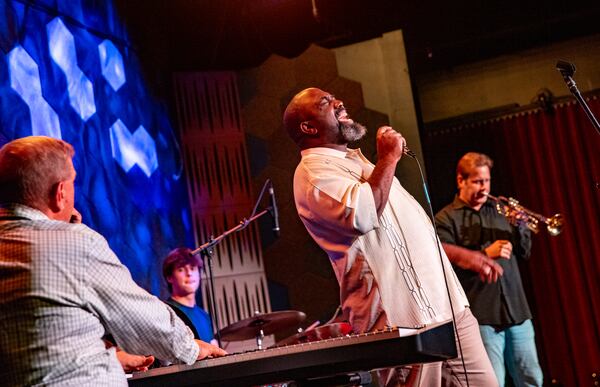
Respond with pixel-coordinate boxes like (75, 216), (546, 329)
(301, 147), (362, 159)
(0, 203), (49, 221)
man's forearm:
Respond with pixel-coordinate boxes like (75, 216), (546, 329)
(443, 243), (484, 270)
(442, 243), (504, 282)
(368, 157), (399, 216)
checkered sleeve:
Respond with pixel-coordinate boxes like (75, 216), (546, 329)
(82, 232), (199, 364)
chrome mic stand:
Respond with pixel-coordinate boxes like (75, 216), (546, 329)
(190, 179), (277, 348)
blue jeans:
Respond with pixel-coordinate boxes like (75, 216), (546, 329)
(479, 320), (543, 387)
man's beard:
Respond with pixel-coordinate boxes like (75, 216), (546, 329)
(338, 121), (367, 142)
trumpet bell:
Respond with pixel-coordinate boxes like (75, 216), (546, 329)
(485, 192), (564, 237)
(546, 214), (564, 236)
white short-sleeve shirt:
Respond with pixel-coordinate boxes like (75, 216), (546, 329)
(293, 147), (468, 332)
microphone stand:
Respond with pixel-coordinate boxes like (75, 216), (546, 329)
(190, 179), (275, 348)
(557, 61), (600, 135)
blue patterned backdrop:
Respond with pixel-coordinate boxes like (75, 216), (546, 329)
(0, 0), (194, 296)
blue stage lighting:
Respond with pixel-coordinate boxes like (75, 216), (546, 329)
(109, 119), (158, 177)
(8, 45), (62, 138)
(98, 39), (126, 91)
(47, 17), (96, 121)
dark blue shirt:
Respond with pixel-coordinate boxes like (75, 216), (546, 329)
(166, 298), (214, 342)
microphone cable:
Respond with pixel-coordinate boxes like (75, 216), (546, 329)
(404, 151), (470, 387)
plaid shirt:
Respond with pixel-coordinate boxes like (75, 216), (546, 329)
(0, 204), (199, 386)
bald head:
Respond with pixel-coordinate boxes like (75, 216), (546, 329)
(283, 88), (366, 150)
(283, 88), (323, 145)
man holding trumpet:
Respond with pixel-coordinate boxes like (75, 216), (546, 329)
(435, 152), (543, 387)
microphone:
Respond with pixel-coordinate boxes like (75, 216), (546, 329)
(268, 183), (280, 238)
(556, 60), (576, 77)
(555, 60), (600, 134)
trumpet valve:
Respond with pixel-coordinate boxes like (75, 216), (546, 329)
(527, 219), (540, 234)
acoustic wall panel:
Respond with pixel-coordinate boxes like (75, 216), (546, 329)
(173, 72), (271, 338)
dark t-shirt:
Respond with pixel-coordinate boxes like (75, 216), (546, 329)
(166, 298), (214, 342)
(435, 196), (533, 327)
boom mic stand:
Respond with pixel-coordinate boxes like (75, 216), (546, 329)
(190, 179), (277, 348)
(556, 60), (600, 135)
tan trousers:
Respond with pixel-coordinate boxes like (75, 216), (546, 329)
(375, 308), (498, 387)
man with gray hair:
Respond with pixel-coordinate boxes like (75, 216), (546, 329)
(0, 136), (225, 386)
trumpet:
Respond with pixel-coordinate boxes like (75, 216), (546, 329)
(484, 192), (564, 236)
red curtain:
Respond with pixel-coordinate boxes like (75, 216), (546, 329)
(424, 95), (600, 386)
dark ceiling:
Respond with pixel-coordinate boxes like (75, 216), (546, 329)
(115, 0), (600, 78)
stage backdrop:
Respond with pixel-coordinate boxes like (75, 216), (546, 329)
(0, 0), (193, 295)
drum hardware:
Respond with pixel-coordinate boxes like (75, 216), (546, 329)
(218, 310), (306, 350)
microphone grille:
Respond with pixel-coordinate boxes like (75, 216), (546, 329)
(556, 60), (576, 75)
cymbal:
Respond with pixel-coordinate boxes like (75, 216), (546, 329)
(273, 322), (353, 347)
(218, 310), (306, 341)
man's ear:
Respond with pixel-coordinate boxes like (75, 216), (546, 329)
(48, 181), (66, 212)
(300, 121), (318, 136)
(456, 175), (465, 190)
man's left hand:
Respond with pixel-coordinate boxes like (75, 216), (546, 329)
(116, 349), (155, 372)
